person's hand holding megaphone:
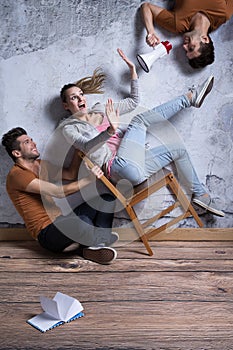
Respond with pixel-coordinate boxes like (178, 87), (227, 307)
(146, 33), (161, 47)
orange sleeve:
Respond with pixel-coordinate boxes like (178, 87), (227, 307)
(226, 0), (233, 20)
(7, 166), (36, 191)
(156, 9), (178, 33)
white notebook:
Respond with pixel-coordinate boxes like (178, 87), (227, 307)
(27, 292), (84, 332)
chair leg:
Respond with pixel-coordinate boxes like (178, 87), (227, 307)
(125, 204), (154, 256)
(167, 173), (203, 227)
(123, 173), (203, 256)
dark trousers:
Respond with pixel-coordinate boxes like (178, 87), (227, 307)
(38, 194), (115, 254)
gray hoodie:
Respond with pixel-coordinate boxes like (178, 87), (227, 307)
(58, 79), (139, 168)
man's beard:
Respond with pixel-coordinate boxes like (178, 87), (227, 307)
(24, 152), (40, 160)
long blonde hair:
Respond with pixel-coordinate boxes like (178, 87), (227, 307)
(60, 68), (106, 102)
(75, 68), (106, 94)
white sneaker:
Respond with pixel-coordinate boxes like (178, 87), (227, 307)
(190, 75), (214, 108)
(192, 194), (225, 217)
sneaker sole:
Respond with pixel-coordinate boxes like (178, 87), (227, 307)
(192, 198), (225, 217)
(83, 247), (117, 264)
(195, 76), (214, 108)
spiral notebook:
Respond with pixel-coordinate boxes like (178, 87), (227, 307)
(27, 292), (84, 332)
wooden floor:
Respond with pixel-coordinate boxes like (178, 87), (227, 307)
(1, 231), (233, 350)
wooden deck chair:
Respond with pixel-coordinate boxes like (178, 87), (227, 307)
(78, 151), (203, 256)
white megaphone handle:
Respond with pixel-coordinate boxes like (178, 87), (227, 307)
(137, 40), (172, 73)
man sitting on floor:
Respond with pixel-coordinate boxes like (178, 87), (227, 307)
(2, 127), (118, 265)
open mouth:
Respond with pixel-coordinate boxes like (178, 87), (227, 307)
(78, 103), (86, 109)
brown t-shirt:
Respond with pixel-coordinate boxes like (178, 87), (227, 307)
(156, 0), (233, 33)
(6, 161), (62, 239)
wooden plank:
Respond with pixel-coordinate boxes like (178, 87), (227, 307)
(1, 240), (233, 260)
(1, 301), (233, 350)
(1, 257), (233, 273)
(1, 227), (233, 241)
(0, 239), (233, 350)
(1, 270), (233, 303)
(0, 227), (33, 240)
(116, 227), (233, 241)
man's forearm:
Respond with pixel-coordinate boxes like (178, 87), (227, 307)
(35, 177), (92, 199)
(141, 2), (156, 35)
(58, 177), (92, 198)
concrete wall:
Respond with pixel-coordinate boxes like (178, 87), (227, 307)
(1, 0), (232, 228)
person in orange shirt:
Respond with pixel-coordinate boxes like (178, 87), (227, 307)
(2, 127), (118, 265)
(141, 0), (233, 68)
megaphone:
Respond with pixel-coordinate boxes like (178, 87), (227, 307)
(137, 40), (172, 73)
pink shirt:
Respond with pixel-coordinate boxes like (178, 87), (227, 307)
(96, 116), (121, 177)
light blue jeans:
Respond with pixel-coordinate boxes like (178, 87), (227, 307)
(110, 95), (206, 197)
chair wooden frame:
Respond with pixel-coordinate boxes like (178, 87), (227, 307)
(79, 151), (203, 256)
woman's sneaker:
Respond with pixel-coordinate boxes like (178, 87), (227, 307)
(190, 75), (214, 108)
(83, 246), (117, 264)
(192, 194), (225, 217)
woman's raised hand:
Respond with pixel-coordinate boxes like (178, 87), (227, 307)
(105, 98), (119, 134)
(117, 48), (138, 80)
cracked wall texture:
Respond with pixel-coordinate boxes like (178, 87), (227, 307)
(0, 0), (232, 228)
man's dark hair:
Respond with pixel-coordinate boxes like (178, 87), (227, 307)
(189, 36), (215, 69)
(2, 127), (27, 161)
(60, 83), (77, 103)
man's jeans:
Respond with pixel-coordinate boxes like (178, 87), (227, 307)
(38, 194), (115, 253)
